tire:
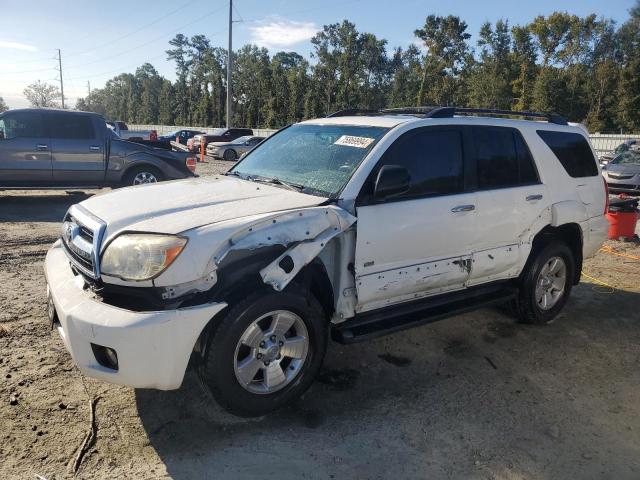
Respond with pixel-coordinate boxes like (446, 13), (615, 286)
(123, 166), (163, 187)
(514, 241), (575, 324)
(199, 289), (328, 417)
(223, 149), (238, 161)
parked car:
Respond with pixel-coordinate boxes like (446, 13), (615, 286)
(158, 129), (205, 145)
(45, 107), (607, 417)
(599, 139), (638, 164)
(188, 128), (253, 153)
(107, 121), (157, 141)
(603, 148), (640, 195)
(206, 135), (265, 160)
(0, 109), (197, 188)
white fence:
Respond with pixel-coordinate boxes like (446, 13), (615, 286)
(130, 124), (638, 157)
(589, 133), (638, 156)
(128, 124), (278, 138)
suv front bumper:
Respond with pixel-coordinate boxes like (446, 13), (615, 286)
(44, 241), (226, 390)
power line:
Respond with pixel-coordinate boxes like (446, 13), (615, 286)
(62, 0), (200, 60)
(64, 5), (226, 70)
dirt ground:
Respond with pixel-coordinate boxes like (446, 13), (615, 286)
(1, 159), (640, 479)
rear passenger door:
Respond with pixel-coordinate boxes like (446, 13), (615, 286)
(354, 126), (477, 312)
(0, 110), (51, 185)
(48, 113), (105, 185)
(468, 126), (547, 285)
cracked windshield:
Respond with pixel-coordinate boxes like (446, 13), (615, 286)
(230, 124), (388, 197)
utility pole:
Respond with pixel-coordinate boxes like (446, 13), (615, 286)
(57, 49), (65, 109)
(226, 0), (232, 128)
(87, 80), (91, 98)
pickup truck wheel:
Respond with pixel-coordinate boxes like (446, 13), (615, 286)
(124, 166), (163, 186)
(223, 149), (237, 161)
(515, 242), (575, 324)
(200, 289), (328, 417)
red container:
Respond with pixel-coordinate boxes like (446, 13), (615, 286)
(606, 210), (639, 239)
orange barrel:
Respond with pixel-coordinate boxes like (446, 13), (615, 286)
(606, 211), (639, 239)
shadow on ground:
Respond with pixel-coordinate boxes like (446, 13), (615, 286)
(0, 192), (93, 222)
(135, 286), (640, 479)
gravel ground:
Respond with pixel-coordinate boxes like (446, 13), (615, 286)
(1, 159), (639, 479)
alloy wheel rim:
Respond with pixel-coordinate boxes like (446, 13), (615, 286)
(233, 310), (309, 394)
(535, 256), (567, 310)
(133, 172), (158, 185)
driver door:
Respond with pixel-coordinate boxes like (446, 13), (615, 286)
(354, 126), (477, 313)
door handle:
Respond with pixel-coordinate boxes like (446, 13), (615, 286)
(89, 145), (101, 151)
(526, 194), (543, 201)
(36, 144), (48, 151)
(451, 205), (475, 213)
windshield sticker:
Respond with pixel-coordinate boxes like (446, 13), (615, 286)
(334, 135), (375, 149)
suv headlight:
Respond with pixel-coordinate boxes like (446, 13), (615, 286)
(101, 234), (187, 281)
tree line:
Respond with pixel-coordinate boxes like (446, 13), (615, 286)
(63, 4), (640, 132)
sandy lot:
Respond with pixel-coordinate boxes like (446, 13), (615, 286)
(1, 160), (639, 479)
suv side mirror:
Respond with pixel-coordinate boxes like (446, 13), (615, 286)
(373, 165), (411, 199)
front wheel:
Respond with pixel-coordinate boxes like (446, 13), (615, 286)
(515, 241), (575, 324)
(200, 289), (328, 417)
(123, 166), (163, 187)
(223, 149), (238, 161)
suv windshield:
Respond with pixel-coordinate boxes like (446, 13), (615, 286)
(230, 123), (388, 197)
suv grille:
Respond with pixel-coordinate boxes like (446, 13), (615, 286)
(60, 206), (106, 279)
(607, 183), (639, 190)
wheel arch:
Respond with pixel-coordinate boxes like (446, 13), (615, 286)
(530, 222), (583, 285)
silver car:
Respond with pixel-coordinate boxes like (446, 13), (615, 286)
(206, 135), (265, 161)
(603, 148), (640, 195)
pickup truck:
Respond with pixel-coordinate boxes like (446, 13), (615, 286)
(0, 109), (197, 188)
(107, 121), (157, 141)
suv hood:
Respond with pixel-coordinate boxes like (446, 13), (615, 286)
(78, 176), (327, 238)
(606, 163), (640, 175)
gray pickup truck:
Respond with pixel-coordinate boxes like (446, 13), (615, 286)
(0, 109), (196, 189)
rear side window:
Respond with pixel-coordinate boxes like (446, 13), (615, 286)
(0, 111), (45, 139)
(374, 127), (464, 199)
(537, 130), (598, 177)
(473, 126), (539, 189)
(48, 114), (96, 140)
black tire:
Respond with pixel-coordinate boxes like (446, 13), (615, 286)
(199, 289), (328, 417)
(223, 149), (237, 161)
(515, 241), (575, 324)
(122, 165), (163, 187)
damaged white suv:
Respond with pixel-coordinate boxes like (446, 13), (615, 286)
(45, 107), (608, 416)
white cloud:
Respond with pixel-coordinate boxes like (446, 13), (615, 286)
(0, 40), (37, 52)
(249, 18), (317, 49)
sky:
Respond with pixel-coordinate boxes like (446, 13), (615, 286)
(0, 0), (636, 109)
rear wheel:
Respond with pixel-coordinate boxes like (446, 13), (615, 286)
(200, 289), (328, 417)
(223, 149), (238, 161)
(123, 166), (163, 187)
(515, 242), (575, 324)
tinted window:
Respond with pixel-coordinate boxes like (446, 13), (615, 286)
(48, 114), (96, 139)
(372, 128), (464, 199)
(0, 112), (45, 139)
(537, 130), (598, 177)
(473, 127), (539, 189)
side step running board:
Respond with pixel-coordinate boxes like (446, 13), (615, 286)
(332, 284), (518, 344)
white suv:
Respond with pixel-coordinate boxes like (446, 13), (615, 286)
(45, 107), (608, 416)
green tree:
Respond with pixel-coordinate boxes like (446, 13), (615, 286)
(0, 97), (8, 112)
(414, 15), (471, 106)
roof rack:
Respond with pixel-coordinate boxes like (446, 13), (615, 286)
(328, 106), (568, 125)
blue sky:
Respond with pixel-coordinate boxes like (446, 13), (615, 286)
(0, 0), (635, 108)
